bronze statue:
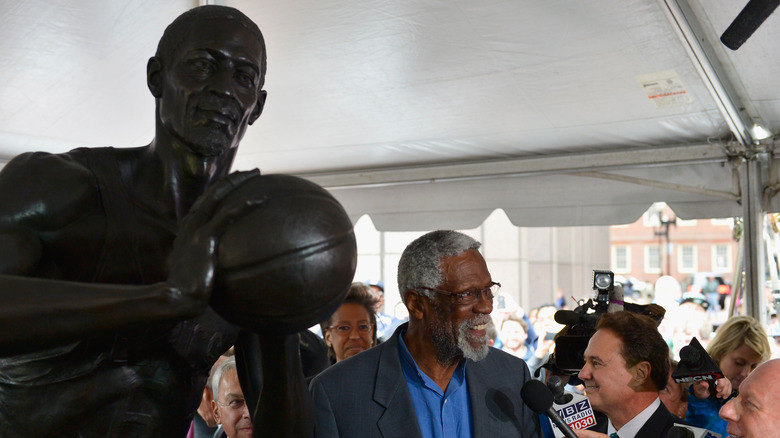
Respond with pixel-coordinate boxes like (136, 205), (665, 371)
(0, 6), (346, 437)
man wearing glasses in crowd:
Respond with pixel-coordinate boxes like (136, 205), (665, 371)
(310, 230), (541, 437)
(210, 357), (252, 438)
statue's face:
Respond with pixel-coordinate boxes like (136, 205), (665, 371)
(158, 18), (266, 157)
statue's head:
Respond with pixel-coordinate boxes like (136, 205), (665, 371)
(148, 5), (268, 157)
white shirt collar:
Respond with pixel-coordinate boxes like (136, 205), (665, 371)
(606, 397), (660, 438)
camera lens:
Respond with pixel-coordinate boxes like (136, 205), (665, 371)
(594, 274), (611, 289)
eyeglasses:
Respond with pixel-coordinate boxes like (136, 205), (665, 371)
(216, 398), (247, 411)
(327, 323), (373, 336)
(416, 282), (500, 305)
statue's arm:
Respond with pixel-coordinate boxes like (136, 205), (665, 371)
(235, 330), (314, 438)
(0, 153), (259, 356)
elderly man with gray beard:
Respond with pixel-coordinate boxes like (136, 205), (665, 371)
(310, 230), (541, 438)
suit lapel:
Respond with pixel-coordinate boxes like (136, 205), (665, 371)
(374, 327), (424, 438)
(467, 359), (500, 438)
(635, 403), (673, 438)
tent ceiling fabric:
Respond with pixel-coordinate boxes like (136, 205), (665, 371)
(1, 0), (779, 230)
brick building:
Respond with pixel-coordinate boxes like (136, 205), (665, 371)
(609, 202), (738, 290)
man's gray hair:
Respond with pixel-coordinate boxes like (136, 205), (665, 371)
(209, 355), (237, 400)
(397, 230), (481, 303)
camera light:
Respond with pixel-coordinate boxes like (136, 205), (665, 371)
(593, 270), (614, 291)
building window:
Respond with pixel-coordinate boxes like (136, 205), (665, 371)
(677, 218), (697, 227)
(712, 244), (732, 272)
(678, 244), (697, 273)
(711, 218), (734, 226)
(612, 245), (630, 273)
(645, 245), (661, 274)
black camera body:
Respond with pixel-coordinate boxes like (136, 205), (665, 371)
(551, 270), (615, 373)
(548, 270), (665, 374)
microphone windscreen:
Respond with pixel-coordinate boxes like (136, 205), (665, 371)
(668, 425), (694, 438)
(720, 0), (780, 50)
(520, 379), (554, 414)
(554, 310), (580, 326)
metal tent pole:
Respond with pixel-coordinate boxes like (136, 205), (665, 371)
(741, 153), (769, 324)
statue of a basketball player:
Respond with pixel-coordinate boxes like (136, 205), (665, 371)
(0, 6), (309, 437)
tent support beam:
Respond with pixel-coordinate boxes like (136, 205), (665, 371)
(741, 152), (769, 324)
(660, 0), (756, 146)
(572, 171), (739, 201)
(662, 0), (776, 321)
(298, 143), (730, 189)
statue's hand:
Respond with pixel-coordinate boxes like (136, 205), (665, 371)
(166, 169), (262, 315)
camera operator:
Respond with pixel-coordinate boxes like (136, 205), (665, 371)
(573, 311), (681, 438)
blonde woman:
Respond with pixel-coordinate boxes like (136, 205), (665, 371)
(685, 315), (770, 436)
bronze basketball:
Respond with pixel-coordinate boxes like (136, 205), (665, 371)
(211, 173), (357, 333)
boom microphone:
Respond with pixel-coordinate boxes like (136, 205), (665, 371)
(607, 284), (624, 313)
(521, 380), (578, 438)
(720, 0), (780, 50)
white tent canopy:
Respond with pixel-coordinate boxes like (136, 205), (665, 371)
(2, 0), (780, 312)
(1, 0), (778, 232)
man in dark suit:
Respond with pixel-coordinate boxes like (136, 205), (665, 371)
(574, 311), (680, 438)
(310, 230), (540, 438)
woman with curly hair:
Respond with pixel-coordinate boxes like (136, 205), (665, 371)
(320, 282), (379, 363)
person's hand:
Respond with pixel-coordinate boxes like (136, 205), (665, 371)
(691, 380), (710, 399)
(535, 336), (555, 359)
(166, 169), (262, 314)
(713, 376), (732, 399)
(573, 429), (609, 438)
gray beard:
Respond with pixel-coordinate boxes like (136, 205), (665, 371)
(429, 305), (490, 364)
(458, 320), (489, 362)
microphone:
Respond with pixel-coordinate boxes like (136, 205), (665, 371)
(668, 426), (694, 438)
(546, 375), (573, 405)
(720, 0), (780, 50)
(607, 284), (624, 313)
(553, 310), (581, 326)
(669, 424), (721, 438)
(521, 380), (578, 438)
(672, 338), (724, 384)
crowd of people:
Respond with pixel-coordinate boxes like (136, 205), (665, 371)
(179, 221), (780, 438)
(297, 258), (780, 438)
(188, 223), (780, 438)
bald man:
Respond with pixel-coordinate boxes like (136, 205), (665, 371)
(719, 358), (780, 438)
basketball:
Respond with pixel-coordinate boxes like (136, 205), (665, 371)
(210, 173), (357, 333)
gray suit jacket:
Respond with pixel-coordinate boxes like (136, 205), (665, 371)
(309, 324), (541, 438)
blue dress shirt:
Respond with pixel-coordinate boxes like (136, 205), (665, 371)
(398, 331), (473, 438)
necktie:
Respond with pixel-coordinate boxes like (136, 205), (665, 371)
(610, 434), (620, 438)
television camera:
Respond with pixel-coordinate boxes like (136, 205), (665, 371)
(548, 270), (665, 373)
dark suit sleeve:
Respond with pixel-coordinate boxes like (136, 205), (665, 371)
(310, 376), (340, 438)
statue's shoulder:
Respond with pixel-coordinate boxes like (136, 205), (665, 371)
(2, 148), (98, 182)
(0, 148), (110, 227)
